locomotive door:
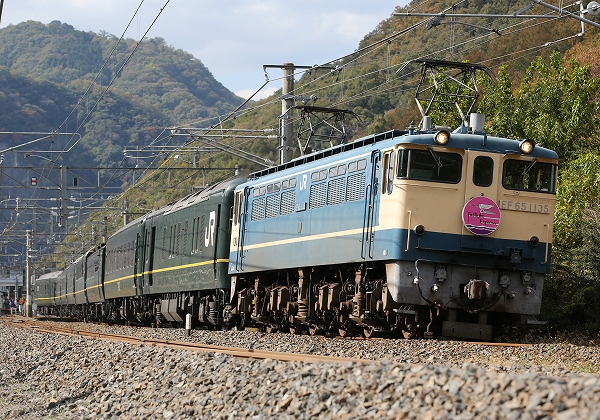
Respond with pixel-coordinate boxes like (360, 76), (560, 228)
(235, 187), (251, 271)
(361, 151), (381, 259)
(462, 151), (500, 244)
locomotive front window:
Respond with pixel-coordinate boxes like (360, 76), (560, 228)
(396, 149), (462, 183)
(502, 159), (556, 193)
(473, 156), (494, 187)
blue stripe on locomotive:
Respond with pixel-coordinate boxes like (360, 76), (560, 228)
(232, 226), (550, 274)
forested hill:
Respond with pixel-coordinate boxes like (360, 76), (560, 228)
(0, 20), (244, 167)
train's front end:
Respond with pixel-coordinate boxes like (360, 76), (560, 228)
(380, 113), (557, 339)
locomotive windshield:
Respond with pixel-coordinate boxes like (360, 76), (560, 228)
(397, 148), (462, 183)
(502, 159), (556, 193)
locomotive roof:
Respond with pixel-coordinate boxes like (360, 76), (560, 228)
(248, 129), (558, 181)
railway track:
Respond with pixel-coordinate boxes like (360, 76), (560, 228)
(1, 314), (530, 364)
(1, 315), (371, 364)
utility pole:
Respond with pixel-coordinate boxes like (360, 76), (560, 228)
(59, 165), (67, 227)
(263, 63), (336, 164)
(281, 63), (295, 165)
(25, 230), (32, 317)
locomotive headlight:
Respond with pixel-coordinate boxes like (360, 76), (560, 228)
(519, 139), (535, 154)
(435, 130), (450, 145)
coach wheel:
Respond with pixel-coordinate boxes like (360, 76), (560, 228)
(363, 326), (376, 339)
(266, 325), (277, 334)
(308, 324), (319, 336)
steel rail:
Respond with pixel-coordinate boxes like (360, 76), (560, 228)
(1, 317), (368, 364)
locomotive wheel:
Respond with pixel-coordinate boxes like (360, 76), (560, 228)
(289, 324), (300, 335)
(363, 326), (376, 339)
(308, 324), (319, 336)
(401, 314), (418, 339)
(235, 316), (246, 331)
(266, 325), (277, 334)
(338, 328), (351, 338)
(402, 329), (417, 339)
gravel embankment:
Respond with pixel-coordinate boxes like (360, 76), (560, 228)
(1, 318), (600, 419)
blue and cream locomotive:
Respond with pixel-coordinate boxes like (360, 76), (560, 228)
(227, 113), (557, 339)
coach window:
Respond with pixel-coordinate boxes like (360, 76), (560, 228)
(473, 156), (494, 187)
(503, 159), (556, 193)
(162, 227), (167, 260)
(183, 221), (188, 256)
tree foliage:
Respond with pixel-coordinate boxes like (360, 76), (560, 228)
(480, 53), (600, 329)
(480, 53), (600, 159)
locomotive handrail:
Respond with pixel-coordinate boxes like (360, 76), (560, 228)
(542, 223), (550, 265)
(405, 210), (412, 252)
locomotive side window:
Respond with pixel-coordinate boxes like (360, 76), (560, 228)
(382, 151), (394, 194)
(349, 158), (367, 173)
(396, 149), (462, 183)
(233, 191), (243, 225)
(473, 156), (494, 187)
(311, 169), (327, 182)
(502, 159), (556, 193)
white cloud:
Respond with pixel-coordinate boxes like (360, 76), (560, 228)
(235, 86), (279, 101)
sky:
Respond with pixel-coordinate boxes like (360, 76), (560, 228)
(0, 1), (410, 99)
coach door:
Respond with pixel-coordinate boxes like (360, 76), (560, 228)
(137, 227), (155, 290)
(462, 151), (500, 246)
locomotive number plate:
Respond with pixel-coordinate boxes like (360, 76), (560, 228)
(498, 200), (550, 214)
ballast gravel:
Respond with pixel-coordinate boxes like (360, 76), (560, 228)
(0, 318), (599, 419)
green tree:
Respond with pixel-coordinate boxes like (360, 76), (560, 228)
(480, 53), (600, 329)
(480, 52), (600, 159)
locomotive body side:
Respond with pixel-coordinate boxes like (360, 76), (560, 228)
(229, 146), (379, 273)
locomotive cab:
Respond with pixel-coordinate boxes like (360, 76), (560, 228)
(381, 115), (558, 339)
